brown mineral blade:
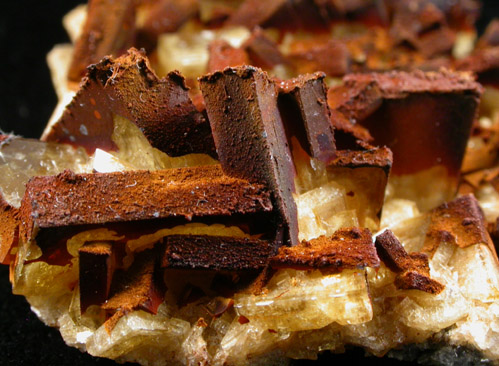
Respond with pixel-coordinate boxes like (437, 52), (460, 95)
(79, 241), (117, 312)
(161, 234), (275, 271)
(375, 229), (444, 294)
(68, 0), (136, 82)
(45, 48), (216, 158)
(271, 227), (379, 272)
(102, 248), (166, 332)
(328, 70), (481, 211)
(424, 194), (497, 259)
(288, 40), (351, 77)
(19, 165), (272, 246)
(278, 72), (336, 164)
(207, 40), (249, 72)
(329, 110), (373, 150)
(199, 66), (299, 246)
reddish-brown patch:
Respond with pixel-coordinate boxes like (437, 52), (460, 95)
(207, 40), (249, 72)
(277, 72), (336, 164)
(0, 195), (19, 265)
(200, 66), (298, 246)
(375, 230), (444, 294)
(424, 194), (497, 260)
(102, 249), (166, 332)
(161, 235), (275, 271)
(68, 0), (136, 82)
(46, 48), (216, 158)
(271, 227), (379, 273)
(19, 165), (273, 244)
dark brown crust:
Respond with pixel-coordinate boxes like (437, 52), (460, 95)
(375, 230), (444, 294)
(45, 48), (216, 157)
(79, 241), (116, 312)
(277, 72), (336, 164)
(329, 110), (373, 150)
(68, 0), (136, 82)
(199, 66), (299, 246)
(424, 194), (498, 259)
(328, 69), (482, 121)
(329, 147), (393, 176)
(288, 40), (350, 77)
(327, 69), (481, 177)
(102, 249), (165, 332)
(394, 270), (445, 294)
(0, 194), (18, 265)
(161, 235), (275, 270)
(270, 227), (379, 272)
(19, 165), (272, 243)
(207, 40), (249, 72)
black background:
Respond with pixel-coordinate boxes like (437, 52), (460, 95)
(0, 1), (498, 365)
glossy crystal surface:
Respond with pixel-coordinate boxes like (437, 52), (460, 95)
(0, 136), (91, 207)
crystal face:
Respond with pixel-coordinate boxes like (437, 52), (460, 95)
(234, 269), (373, 332)
(0, 136), (91, 207)
(4, 7), (499, 365)
(110, 115), (217, 171)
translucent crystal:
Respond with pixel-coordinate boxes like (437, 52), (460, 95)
(62, 4), (87, 43)
(234, 269), (372, 332)
(388, 214), (430, 253)
(327, 167), (387, 231)
(386, 165), (455, 212)
(342, 301), (411, 356)
(91, 148), (130, 173)
(66, 228), (123, 257)
(294, 180), (348, 241)
(126, 223), (249, 254)
(283, 324), (343, 360)
(380, 199), (420, 229)
(393, 288), (469, 332)
(0, 136), (91, 207)
(475, 184), (499, 224)
(448, 302), (499, 360)
(59, 287), (106, 351)
(86, 310), (191, 365)
(452, 244), (499, 302)
(452, 31), (476, 59)
(157, 22), (250, 79)
(110, 115), (217, 171)
(180, 322), (210, 366)
(12, 258), (78, 326)
(292, 143), (328, 194)
(214, 318), (290, 365)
